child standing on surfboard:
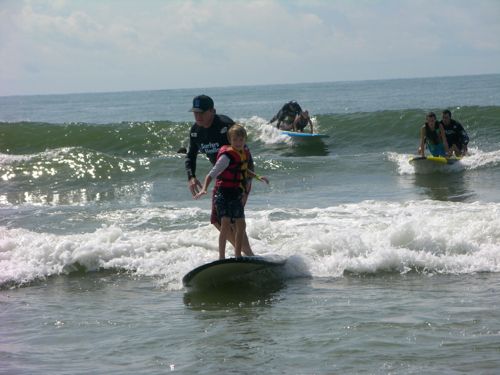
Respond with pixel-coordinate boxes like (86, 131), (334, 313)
(194, 124), (269, 259)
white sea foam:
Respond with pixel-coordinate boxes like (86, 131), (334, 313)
(242, 116), (292, 145)
(0, 152), (33, 165)
(460, 148), (500, 170)
(388, 148), (500, 175)
(242, 115), (320, 145)
(1, 200), (499, 290)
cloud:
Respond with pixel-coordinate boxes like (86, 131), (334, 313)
(1, 0), (499, 96)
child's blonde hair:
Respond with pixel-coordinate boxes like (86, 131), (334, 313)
(227, 123), (247, 141)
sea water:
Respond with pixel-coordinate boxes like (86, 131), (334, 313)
(1, 74), (500, 374)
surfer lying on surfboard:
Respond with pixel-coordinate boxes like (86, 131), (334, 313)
(270, 101), (302, 130)
(194, 124), (269, 260)
(270, 101), (314, 133)
(440, 109), (469, 157)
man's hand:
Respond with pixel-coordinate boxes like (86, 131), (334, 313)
(188, 177), (203, 196)
(193, 190), (207, 200)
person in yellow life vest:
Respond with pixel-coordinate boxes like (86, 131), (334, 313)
(194, 124), (269, 260)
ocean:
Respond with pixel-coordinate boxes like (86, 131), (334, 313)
(1, 74), (500, 374)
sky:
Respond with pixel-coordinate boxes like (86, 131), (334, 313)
(1, 0), (499, 96)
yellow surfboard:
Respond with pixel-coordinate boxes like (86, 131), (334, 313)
(409, 155), (461, 165)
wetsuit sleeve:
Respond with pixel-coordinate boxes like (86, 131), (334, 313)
(459, 123), (469, 145)
(185, 133), (199, 180)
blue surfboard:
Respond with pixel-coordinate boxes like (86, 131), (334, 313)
(281, 131), (329, 139)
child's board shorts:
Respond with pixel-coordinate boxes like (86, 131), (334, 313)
(212, 186), (244, 224)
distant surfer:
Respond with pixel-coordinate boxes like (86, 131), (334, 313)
(418, 112), (450, 157)
(440, 110), (469, 156)
(194, 124), (269, 259)
(269, 101), (303, 130)
(292, 110), (314, 133)
(185, 95), (255, 256)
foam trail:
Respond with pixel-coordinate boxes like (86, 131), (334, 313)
(388, 148), (500, 175)
(242, 116), (292, 145)
(242, 115), (321, 145)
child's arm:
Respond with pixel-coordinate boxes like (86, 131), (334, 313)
(247, 169), (269, 184)
(193, 154), (231, 199)
(193, 175), (212, 199)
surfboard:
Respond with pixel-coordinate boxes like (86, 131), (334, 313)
(182, 256), (286, 290)
(281, 130), (329, 139)
(409, 155), (463, 174)
(409, 155), (461, 165)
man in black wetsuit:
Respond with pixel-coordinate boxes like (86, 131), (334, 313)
(440, 109), (469, 156)
(269, 101), (303, 129)
(185, 95), (254, 256)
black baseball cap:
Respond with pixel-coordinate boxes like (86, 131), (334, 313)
(189, 95), (214, 112)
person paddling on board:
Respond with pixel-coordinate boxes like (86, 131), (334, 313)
(269, 101), (303, 130)
(185, 95), (256, 256)
(292, 110), (314, 133)
(194, 124), (269, 259)
(418, 112), (450, 157)
(440, 109), (469, 157)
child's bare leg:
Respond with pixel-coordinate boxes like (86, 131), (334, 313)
(233, 218), (246, 258)
(241, 232), (254, 256)
(212, 223), (254, 256)
(218, 217), (231, 260)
